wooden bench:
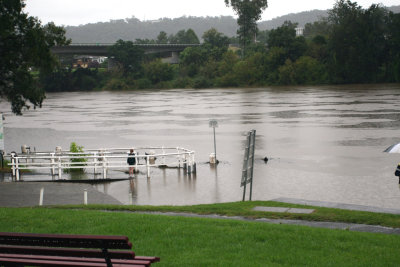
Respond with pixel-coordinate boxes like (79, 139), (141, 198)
(0, 232), (160, 267)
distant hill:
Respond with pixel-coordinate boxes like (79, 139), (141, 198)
(259, 9), (328, 30)
(65, 5), (400, 43)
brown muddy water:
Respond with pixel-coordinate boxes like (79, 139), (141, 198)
(1, 84), (400, 208)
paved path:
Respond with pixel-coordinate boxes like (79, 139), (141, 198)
(133, 211), (400, 235)
(273, 197), (400, 215)
(0, 182), (121, 206)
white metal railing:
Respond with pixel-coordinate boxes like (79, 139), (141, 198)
(8, 147), (196, 181)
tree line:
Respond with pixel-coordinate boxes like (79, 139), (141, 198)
(42, 0), (400, 93)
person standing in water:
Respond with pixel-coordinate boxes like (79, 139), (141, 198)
(127, 149), (136, 177)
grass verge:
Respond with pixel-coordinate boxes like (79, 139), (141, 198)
(0, 207), (399, 266)
(52, 200), (400, 228)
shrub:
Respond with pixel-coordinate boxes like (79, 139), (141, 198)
(65, 142), (87, 173)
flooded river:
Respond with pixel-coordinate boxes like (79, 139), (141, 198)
(2, 84), (400, 208)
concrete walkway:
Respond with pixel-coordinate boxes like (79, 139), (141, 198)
(272, 197), (400, 215)
(134, 211), (400, 235)
(0, 182), (121, 207)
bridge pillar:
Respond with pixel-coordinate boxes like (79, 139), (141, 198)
(162, 52), (180, 64)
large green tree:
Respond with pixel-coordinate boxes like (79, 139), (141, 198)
(202, 28), (230, 61)
(224, 0), (268, 53)
(0, 0), (70, 114)
(328, 0), (391, 83)
(108, 40), (145, 77)
(268, 21), (307, 62)
(386, 12), (400, 82)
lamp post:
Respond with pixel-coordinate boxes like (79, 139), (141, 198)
(209, 119), (218, 164)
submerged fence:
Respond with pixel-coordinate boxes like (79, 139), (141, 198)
(8, 147), (196, 181)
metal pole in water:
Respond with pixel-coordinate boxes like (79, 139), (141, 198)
(249, 130), (256, 201)
(39, 187), (44, 206)
(209, 119), (218, 164)
(213, 127), (217, 161)
(84, 189), (88, 205)
(146, 155), (150, 178)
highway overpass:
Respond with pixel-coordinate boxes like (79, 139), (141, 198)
(51, 43), (200, 64)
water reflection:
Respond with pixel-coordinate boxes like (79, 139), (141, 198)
(2, 85), (400, 208)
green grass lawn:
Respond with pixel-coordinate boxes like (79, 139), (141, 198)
(56, 200), (400, 228)
(0, 207), (399, 266)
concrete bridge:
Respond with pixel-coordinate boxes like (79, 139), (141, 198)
(51, 43), (200, 64)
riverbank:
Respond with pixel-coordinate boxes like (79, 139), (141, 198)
(1, 207), (399, 266)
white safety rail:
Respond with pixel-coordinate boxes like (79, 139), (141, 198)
(8, 147), (196, 181)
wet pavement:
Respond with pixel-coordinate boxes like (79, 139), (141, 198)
(0, 182), (121, 207)
(134, 210), (400, 235)
(273, 197), (400, 215)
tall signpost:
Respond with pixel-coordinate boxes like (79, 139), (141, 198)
(241, 130), (256, 201)
(209, 119), (218, 164)
(0, 114), (4, 168)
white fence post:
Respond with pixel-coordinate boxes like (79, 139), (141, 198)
(50, 153), (55, 176)
(84, 189), (88, 205)
(39, 187), (44, 206)
(102, 155), (107, 179)
(177, 147), (181, 168)
(162, 146), (166, 165)
(11, 154), (16, 179)
(93, 152), (97, 175)
(187, 153), (192, 174)
(58, 157), (62, 179)
(191, 153), (196, 173)
(15, 157), (20, 181)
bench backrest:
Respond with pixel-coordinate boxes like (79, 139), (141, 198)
(0, 232), (132, 249)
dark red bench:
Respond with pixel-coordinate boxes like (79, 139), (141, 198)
(0, 232), (159, 267)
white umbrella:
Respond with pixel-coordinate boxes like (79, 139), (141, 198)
(384, 143), (400, 183)
(383, 143), (400, 153)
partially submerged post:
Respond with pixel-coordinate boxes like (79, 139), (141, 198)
(241, 130), (256, 201)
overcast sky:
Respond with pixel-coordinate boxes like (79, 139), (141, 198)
(25, 0), (399, 26)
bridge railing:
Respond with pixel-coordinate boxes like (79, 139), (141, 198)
(67, 43), (201, 47)
(8, 147), (196, 181)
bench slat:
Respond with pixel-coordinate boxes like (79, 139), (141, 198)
(0, 256), (146, 267)
(0, 253), (151, 266)
(0, 245), (135, 259)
